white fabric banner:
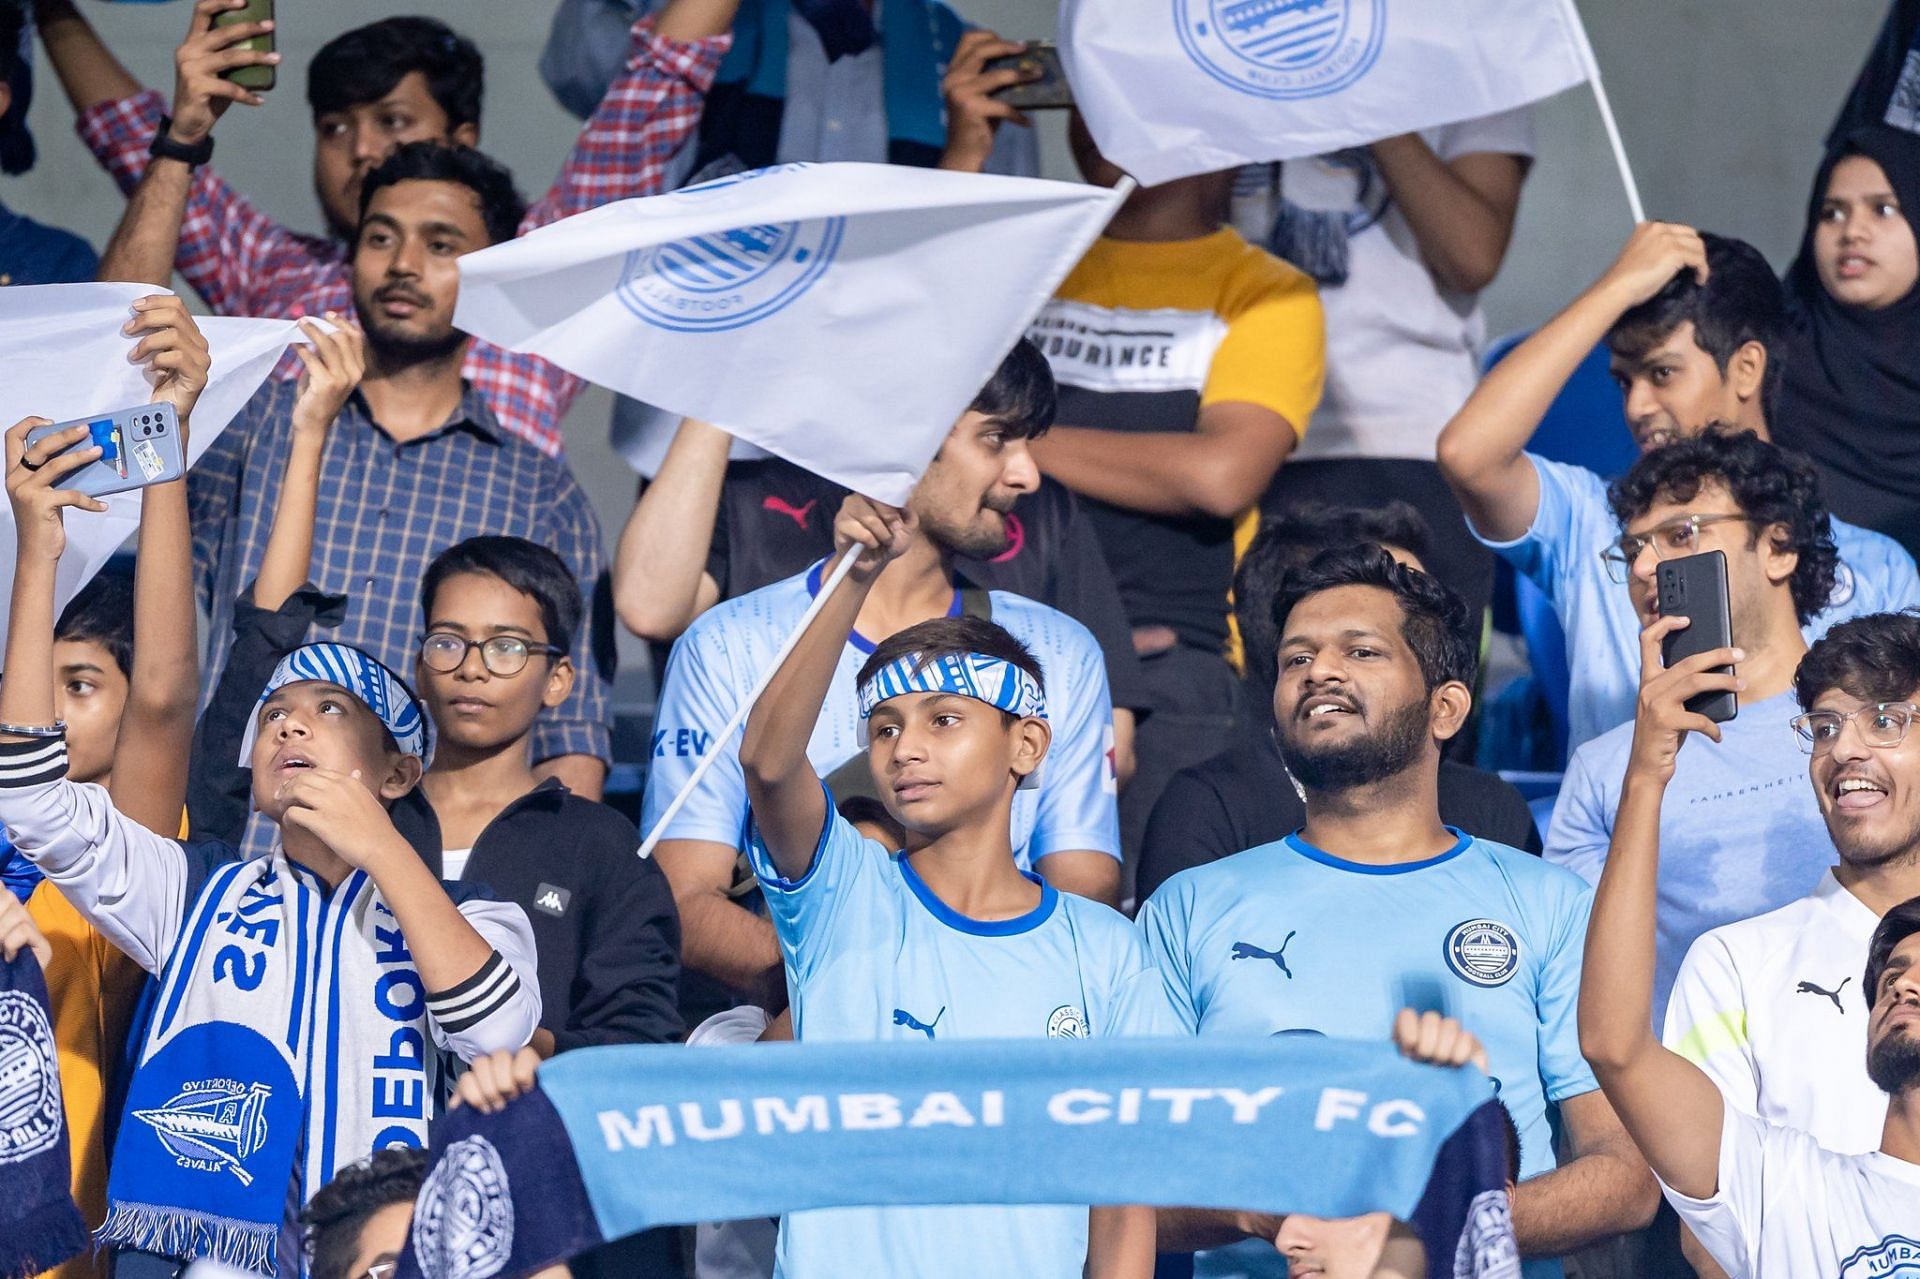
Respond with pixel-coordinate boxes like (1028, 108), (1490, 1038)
(1064, 0), (1592, 187)
(454, 163), (1122, 504)
(0, 283), (308, 649)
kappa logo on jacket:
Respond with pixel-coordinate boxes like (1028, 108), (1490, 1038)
(532, 885), (571, 918)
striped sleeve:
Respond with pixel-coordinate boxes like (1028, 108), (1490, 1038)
(0, 736), (194, 974)
(429, 896), (544, 1059)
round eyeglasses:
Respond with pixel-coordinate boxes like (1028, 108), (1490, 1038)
(1600, 514), (1756, 584)
(418, 632), (564, 677)
(1790, 702), (1920, 756)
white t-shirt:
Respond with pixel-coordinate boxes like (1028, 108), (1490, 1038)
(1664, 1108), (1920, 1279)
(441, 847), (473, 881)
(1664, 871), (1886, 1154)
(1233, 106), (1535, 463)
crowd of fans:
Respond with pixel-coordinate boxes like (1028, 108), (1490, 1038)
(0, 0), (1915, 1277)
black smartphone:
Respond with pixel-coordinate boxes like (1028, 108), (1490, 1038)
(1657, 549), (1737, 724)
(987, 41), (1073, 110)
(23, 403), (186, 498)
(214, 0), (276, 93)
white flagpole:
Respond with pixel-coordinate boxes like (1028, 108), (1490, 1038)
(637, 543), (863, 859)
(1562, 0), (1646, 224)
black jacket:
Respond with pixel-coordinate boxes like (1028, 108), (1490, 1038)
(391, 782), (681, 1050)
(189, 584), (682, 1050)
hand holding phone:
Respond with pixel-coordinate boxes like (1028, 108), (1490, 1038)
(986, 42), (1073, 110)
(22, 404), (186, 500)
(211, 0), (277, 92)
(170, 0), (277, 146)
(1656, 550), (1738, 724)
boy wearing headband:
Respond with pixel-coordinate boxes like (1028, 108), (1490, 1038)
(0, 429), (540, 1276)
(738, 494), (1168, 1279)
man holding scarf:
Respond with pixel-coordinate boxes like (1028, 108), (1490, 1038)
(0, 412), (540, 1277)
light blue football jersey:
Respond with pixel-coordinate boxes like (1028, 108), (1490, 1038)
(1138, 830), (1598, 1279)
(748, 800), (1173, 1278)
(643, 561), (1119, 871)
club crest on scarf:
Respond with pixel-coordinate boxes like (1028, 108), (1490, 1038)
(413, 1135), (516, 1279)
(131, 1080), (273, 1185)
(1175, 0), (1387, 100)
(0, 988), (61, 1164)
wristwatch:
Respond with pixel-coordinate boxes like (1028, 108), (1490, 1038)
(148, 116), (214, 169)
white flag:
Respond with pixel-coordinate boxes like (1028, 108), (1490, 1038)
(0, 283), (310, 649)
(1064, 0), (1592, 187)
(454, 162), (1121, 504)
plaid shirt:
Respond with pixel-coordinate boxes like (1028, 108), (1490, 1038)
(78, 20), (729, 456)
(190, 378), (613, 769)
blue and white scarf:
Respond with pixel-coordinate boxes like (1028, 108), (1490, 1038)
(857, 650), (1045, 726)
(101, 854), (446, 1274)
(235, 642), (427, 767)
(397, 1036), (1518, 1279)
(0, 947), (89, 1279)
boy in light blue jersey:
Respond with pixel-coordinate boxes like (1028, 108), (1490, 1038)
(738, 495), (1166, 1279)
(1437, 224), (1919, 756)
(1141, 546), (1658, 1278)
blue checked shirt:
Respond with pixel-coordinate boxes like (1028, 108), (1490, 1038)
(190, 379), (613, 771)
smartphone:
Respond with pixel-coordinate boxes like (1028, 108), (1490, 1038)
(24, 404), (186, 499)
(987, 41), (1073, 110)
(214, 0), (275, 93)
(1657, 549), (1737, 724)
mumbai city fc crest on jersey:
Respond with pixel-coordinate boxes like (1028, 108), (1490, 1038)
(0, 990), (62, 1165)
(1841, 1235), (1920, 1277)
(132, 1079), (273, 1184)
(619, 219), (844, 332)
(414, 1135), (516, 1279)
(1175, 0), (1386, 101)
(1445, 919), (1520, 988)
(1048, 1004), (1089, 1038)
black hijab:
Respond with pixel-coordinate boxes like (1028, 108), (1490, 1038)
(1774, 126), (1920, 555)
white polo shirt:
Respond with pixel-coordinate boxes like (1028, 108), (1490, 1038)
(1663, 871), (1885, 1155)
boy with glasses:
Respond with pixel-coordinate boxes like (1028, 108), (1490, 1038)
(1544, 430), (1842, 1023)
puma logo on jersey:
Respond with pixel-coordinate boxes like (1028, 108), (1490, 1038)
(892, 1006), (945, 1039)
(532, 884), (571, 917)
(763, 496), (818, 530)
(1795, 976), (1850, 1012)
(1231, 933), (1296, 979)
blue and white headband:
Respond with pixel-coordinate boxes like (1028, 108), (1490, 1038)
(236, 642), (428, 767)
(856, 651), (1047, 736)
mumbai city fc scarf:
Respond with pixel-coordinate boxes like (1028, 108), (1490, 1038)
(101, 853), (448, 1274)
(0, 947), (89, 1278)
(398, 1036), (1519, 1279)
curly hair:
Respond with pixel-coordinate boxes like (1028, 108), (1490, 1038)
(1794, 610), (1920, 711)
(1270, 544), (1477, 693)
(1606, 232), (1789, 423)
(300, 1146), (429, 1279)
(1606, 428), (1839, 626)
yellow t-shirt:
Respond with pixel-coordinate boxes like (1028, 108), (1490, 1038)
(27, 881), (147, 1279)
(1029, 227), (1325, 658)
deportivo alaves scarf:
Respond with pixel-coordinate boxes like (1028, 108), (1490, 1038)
(0, 948), (89, 1278)
(399, 1036), (1520, 1279)
(101, 854), (450, 1274)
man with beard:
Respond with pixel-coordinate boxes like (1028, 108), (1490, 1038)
(1139, 545), (1656, 1278)
(191, 141), (613, 820)
(645, 355), (1122, 1004)
(1545, 432), (1841, 1027)
(1579, 614), (1920, 1279)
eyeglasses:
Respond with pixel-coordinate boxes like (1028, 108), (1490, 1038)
(418, 632), (564, 677)
(1600, 514), (1756, 583)
(1791, 702), (1920, 755)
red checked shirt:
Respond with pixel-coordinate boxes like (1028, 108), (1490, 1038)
(76, 19), (729, 456)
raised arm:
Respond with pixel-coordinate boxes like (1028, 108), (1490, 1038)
(738, 496), (909, 879)
(109, 296), (211, 835)
(613, 416), (730, 642)
(1366, 134), (1527, 295)
(255, 318), (362, 610)
(1577, 615), (1744, 1201)
(1034, 401), (1299, 521)
(30, 0), (141, 114)
(1435, 223), (1707, 543)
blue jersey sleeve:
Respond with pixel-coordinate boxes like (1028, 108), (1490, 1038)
(1135, 883), (1202, 1035)
(1541, 735), (1617, 887)
(640, 620), (752, 848)
(745, 793), (884, 982)
(1847, 524), (1920, 614)
(1025, 615), (1121, 862)
(1476, 454), (1612, 610)
(1534, 876), (1601, 1103)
